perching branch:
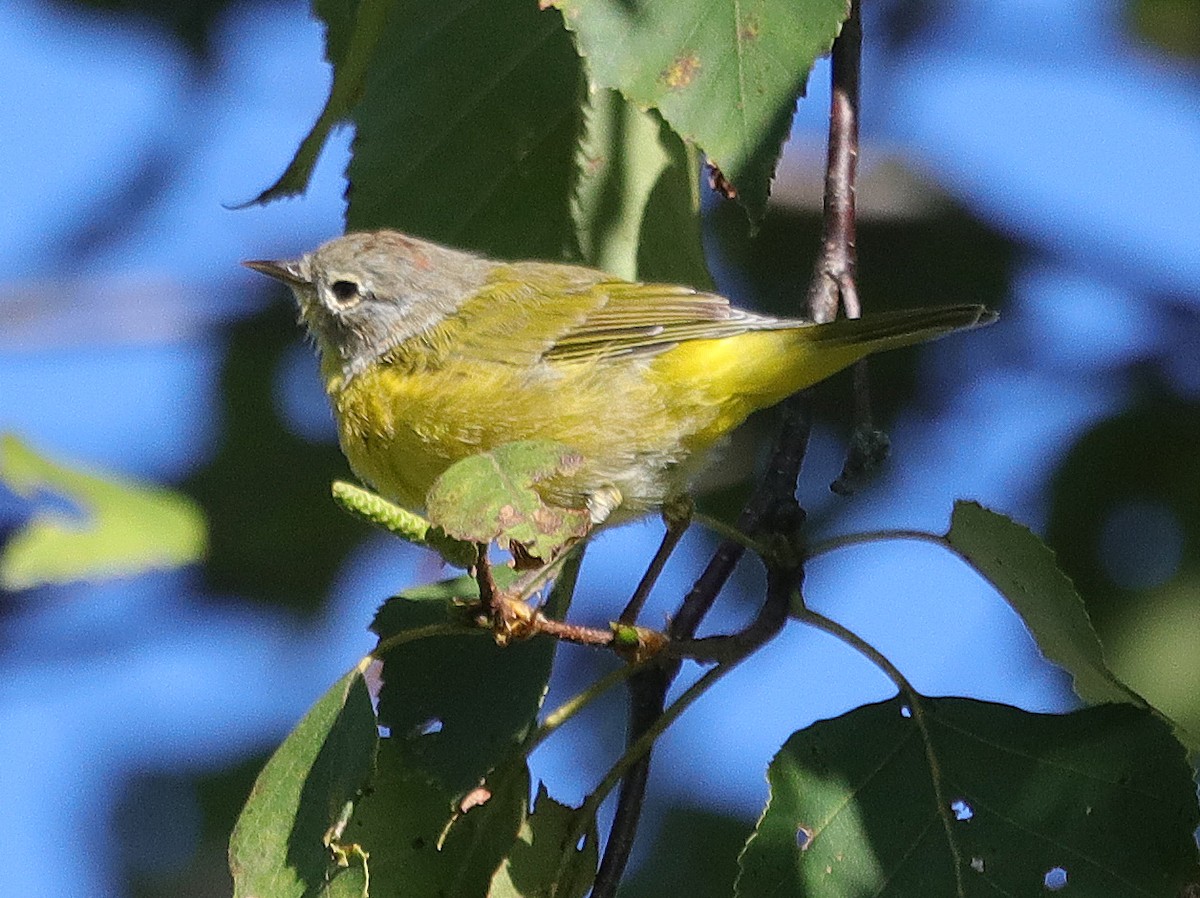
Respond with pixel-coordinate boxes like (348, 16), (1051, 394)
(804, 0), (888, 495)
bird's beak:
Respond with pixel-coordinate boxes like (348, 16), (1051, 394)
(243, 258), (307, 287)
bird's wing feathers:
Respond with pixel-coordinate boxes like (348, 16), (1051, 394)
(450, 262), (794, 366)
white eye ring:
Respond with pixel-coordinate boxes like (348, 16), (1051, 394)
(329, 279), (362, 306)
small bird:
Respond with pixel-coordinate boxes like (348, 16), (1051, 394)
(246, 230), (993, 524)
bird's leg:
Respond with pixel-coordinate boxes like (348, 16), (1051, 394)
(473, 545), (536, 645)
(619, 496), (693, 625)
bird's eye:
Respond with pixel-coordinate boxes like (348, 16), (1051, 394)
(329, 279), (361, 305)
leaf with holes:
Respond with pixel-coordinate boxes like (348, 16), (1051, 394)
(736, 697), (1199, 898)
(369, 550), (582, 793)
(350, 557), (583, 896)
(0, 434), (206, 590)
(426, 440), (592, 562)
(552, 0), (851, 221)
(946, 501), (1148, 710)
(230, 664), (379, 898)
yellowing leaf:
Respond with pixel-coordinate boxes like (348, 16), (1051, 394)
(425, 441), (591, 561)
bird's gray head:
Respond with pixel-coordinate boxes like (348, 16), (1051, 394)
(244, 230), (493, 379)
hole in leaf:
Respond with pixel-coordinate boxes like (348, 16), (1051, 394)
(1044, 867), (1068, 891)
(950, 799), (973, 821)
(377, 725), (391, 738)
(459, 787), (491, 813)
(576, 833), (588, 851)
(900, 705), (912, 718)
(411, 717), (443, 737)
(796, 825), (813, 850)
(971, 857), (985, 873)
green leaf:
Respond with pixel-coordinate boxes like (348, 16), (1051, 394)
(345, 0), (586, 261)
(230, 664), (379, 898)
(370, 550), (583, 794)
(946, 500), (1146, 709)
(426, 440), (592, 562)
(352, 553), (584, 897)
(0, 434), (206, 590)
(554, 0), (850, 221)
(489, 783), (598, 898)
(572, 88), (711, 288)
(737, 697), (1200, 898)
(249, 0), (397, 204)
(335, 742), (463, 897)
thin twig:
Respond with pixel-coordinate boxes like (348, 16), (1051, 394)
(807, 0), (861, 326)
(619, 505), (691, 625)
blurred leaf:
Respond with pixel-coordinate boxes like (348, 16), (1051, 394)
(370, 548), (583, 794)
(229, 665), (378, 898)
(1047, 397), (1200, 739)
(737, 697), (1199, 897)
(946, 500), (1147, 709)
(344, 0), (585, 261)
(553, 0), (850, 220)
(0, 434), (206, 590)
(621, 806), (750, 898)
(573, 89), (711, 288)
(183, 306), (362, 613)
(1128, 0), (1200, 57)
(251, 0), (396, 203)
(488, 783), (597, 898)
(426, 441), (591, 562)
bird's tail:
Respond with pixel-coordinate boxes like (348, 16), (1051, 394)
(801, 304), (996, 354)
(715, 303), (996, 409)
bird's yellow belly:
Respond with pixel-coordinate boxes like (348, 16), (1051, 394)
(324, 334), (805, 519)
(326, 358), (692, 517)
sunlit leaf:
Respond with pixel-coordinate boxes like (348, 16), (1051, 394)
(426, 440), (592, 563)
(0, 434), (206, 590)
(553, 0), (850, 221)
(230, 664), (379, 898)
(737, 697), (1198, 897)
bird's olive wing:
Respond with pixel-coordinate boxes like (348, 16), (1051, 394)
(446, 262), (797, 366)
(544, 279), (792, 362)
